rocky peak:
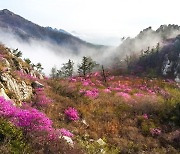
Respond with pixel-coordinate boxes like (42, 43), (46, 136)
(0, 9), (14, 16)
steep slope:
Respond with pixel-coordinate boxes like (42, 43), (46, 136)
(0, 44), (83, 153)
(129, 35), (180, 81)
(109, 25), (180, 81)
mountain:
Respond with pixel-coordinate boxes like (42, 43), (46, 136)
(115, 25), (180, 58)
(45, 26), (72, 36)
(109, 25), (180, 81)
(0, 9), (105, 53)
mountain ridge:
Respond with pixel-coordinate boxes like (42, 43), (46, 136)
(0, 9), (106, 52)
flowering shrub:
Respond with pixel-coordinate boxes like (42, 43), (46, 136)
(84, 88), (99, 99)
(0, 97), (60, 140)
(59, 128), (74, 137)
(16, 70), (37, 81)
(0, 53), (4, 59)
(150, 128), (161, 136)
(143, 114), (148, 119)
(64, 107), (80, 121)
(116, 92), (131, 101)
(34, 88), (52, 107)
(104, 88), (111, 93)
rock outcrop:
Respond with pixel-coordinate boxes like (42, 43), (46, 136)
(0, 72), (32, 102)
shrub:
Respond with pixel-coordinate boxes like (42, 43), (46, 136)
(64, 107), (80, 121)
(0, 118), (29, 153)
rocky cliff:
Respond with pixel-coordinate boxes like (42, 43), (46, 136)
(0, 44), (43, 104)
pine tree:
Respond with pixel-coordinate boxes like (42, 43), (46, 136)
(78, 56), (98, 76)
(61, 59), (74, 77)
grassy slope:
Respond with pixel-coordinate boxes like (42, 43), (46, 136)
(45, 74), (180, 153)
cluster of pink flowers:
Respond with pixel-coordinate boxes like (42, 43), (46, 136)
(143, 113), (148, 119)
(82, 79), (95, 86)
(0, 97), (60, 140)
(109, 84), (132, 93)
(104, 88), (111, 93)
(116, 92), (131, 101)
(0, 53), (4, 59)
(107, 76), (115, 81)
(34, 88), (52, 107)
(64, 107), (80, 121)
(69, 78), (77, 82)
(92, 72), (101, 77)
(59, 128), (74, 137)
(134, 93), (144, 97)
(83, 88), (99, 99)
(150, 128), (161, 136)
(16, 70), (37, 81)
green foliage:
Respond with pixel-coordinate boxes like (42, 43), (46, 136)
(50, 59), (74, 78)
(137, 117), (156, 136)
(159, 102), (180, 126)
(12, 48), (22, 58)
(61, 59), (74, 77)
(24, 58), (31, 65)
(115, 103), (132, 119)
(0, 118), (29, 153)
(138, 43), (160, 74)
(36, 62), (43, 72)
(78, 56), (98, 76)
(50, 66), (60, 79)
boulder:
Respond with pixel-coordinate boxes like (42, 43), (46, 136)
(62, 136), (74, 147)
(97, 138), (106, 146)
(31, 81), (44, 88)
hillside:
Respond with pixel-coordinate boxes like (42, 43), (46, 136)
(116, 24), (180, 58)
(0, 9), (106, 54)
(107, 25), (180, 82)
(0, 44), (180, 153)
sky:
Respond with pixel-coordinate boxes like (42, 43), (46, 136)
(0, 0), (180, 46)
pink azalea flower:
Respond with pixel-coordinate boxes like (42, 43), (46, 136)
(143, 113), (148, 119)
(64, 107), (80, 121)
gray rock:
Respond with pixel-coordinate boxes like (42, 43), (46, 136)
(32, 81), (44, 88)
(0, 73), (32, 101)
(0, 88), (10, 100)
(1, 58), (10, 67)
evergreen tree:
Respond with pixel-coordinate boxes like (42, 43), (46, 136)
(78, 56), (98, 76)
(12, 48), (22, 57)
(36, 63), (43, 73)
(24, 58), (31, 64)
(61, 59), (74, 77)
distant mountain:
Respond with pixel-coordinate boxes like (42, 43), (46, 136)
(45, 27), (72, 36)
(0, 9), (106, 53)
(112, 25), (180, 81)
(115, 25), (180, 58)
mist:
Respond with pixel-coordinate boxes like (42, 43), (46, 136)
(1, 25), (180, 76)
(0, 29), (115, 75)
(113, 26), (180, 61)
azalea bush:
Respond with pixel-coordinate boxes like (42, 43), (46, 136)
(33, 88), (52, 108)
(15, 70), (37, 81)
(59, 128), (74, 137)
(0, 97), (59, 139)
(64, 107), (80, 121)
